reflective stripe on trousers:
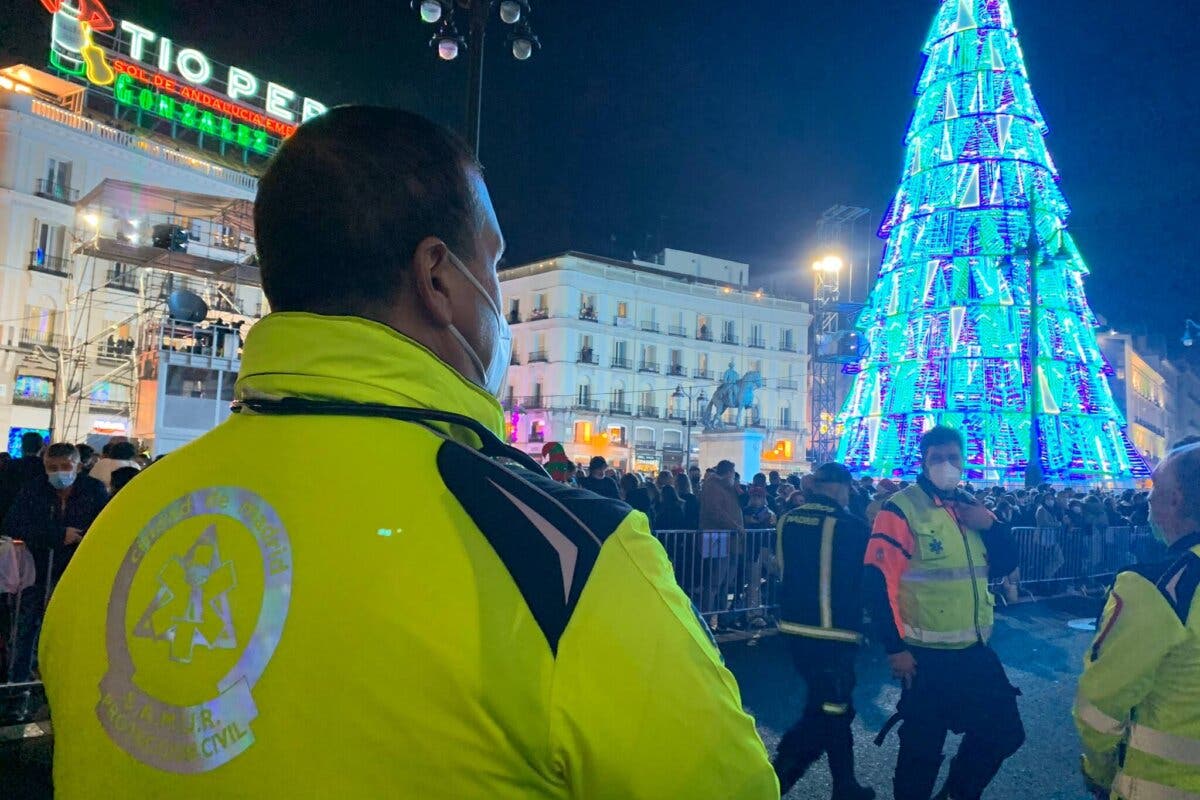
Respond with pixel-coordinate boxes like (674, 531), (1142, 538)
(900, 565), (990, 583)
(778, 621), (862, 643)
(1114, 773), (1200, 800)
(902, 624), (992, 645)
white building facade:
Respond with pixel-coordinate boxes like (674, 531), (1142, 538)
(0, 82), (264, 455)
(1098, 332), (1171, 466)
(500, 250), (813, 475)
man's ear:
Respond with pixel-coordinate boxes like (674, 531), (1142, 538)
(410, 236), (455, 327)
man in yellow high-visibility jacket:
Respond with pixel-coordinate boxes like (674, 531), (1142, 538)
(864, 425), (1024, 800)
(39, 106), (778, 799)
(1075, 441), (1200, 799)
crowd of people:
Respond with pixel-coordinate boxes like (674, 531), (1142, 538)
(548, 448), (1158, 539)
(0, 433), (148, 722)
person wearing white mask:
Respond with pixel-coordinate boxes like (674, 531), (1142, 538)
(863, 425), (1023, 800)
(39, 106), (777, 799)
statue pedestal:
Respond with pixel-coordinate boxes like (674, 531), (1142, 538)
(697, 429), (765, 478)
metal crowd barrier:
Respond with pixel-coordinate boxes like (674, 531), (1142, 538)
(997, 525), (1165, 602)
(653, 525), (1169, 637)
(1, 541), (55, 731)
(655, 528), (779, 632)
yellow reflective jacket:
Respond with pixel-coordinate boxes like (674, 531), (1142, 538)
(888, 485), (993, 649)
(41, 312), (777, 799)
(1075, 534), (1200, 800)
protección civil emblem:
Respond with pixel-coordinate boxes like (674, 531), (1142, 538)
(97, 487), (291, 773)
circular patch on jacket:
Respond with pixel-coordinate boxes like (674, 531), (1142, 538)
(96, 487), (291, 773)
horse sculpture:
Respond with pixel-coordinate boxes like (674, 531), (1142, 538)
(702, 370), (763, 430)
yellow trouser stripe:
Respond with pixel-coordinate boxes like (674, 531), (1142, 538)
(778, 621), (862, 643)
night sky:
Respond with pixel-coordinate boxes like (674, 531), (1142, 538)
(13, 0), (1199, 358)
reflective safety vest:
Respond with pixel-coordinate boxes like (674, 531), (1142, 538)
(38, 313), (778, 799)
(1075, 536), (1200, 800)
(888, 486), (993, 649)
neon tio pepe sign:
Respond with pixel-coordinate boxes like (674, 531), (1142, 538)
(46, 0), (326, 155)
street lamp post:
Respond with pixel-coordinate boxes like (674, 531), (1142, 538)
(413, 0), (541, 156)
(673, 384), (707, 469)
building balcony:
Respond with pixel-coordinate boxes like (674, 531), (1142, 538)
(28, 251), (70, 277)
(694, 368), (713, 380)
(13, 393), (53, 408)
(778, 419), (798, 430)
(105, 268), (139, 293)
(778, 379), (800, 391)
(696, 329), (713, 342)
(611, 356), (632, 370)
(507, 311), (522, 325)
(510, 352), (521, 366)
(528, 307), (550, 322)
(609, 401), (632, 416)
(574, 399), (599, 411)
(668, 325), (687, 337)
(577, 350), (598, 365)
(638, 406), (660, 419)
(97, 341), (135, 363)
(613, 316), (633, 328)
(523, 395), (545, 409)
(667, 364), (686, 377)
(529, 430), (546, 443)
(779, 341), (797, 353)
(748, 337), (766, 349)
(18, 330), (66, 350)
(528, 350), (549, 363)
(34, 178), (78, 205)
(638, 361), (660, 373)
(721, 333), (740, 345)
(578, 307), (599, 322)
(639, 321), (660, 333)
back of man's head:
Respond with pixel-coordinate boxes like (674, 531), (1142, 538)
(255, 105), (481, 316)
(715, 460), (735, 477)
(110, 441), (137, 461)
(21, 431), (45, 456)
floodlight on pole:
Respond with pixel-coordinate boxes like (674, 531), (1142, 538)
(1184, 319), (1200, 347)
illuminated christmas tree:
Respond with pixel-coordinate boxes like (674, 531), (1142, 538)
(836, 0), (1148, 483)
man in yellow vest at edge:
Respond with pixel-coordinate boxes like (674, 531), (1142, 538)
(39, 106), (778, 799)
(1074, 440), (1200, 799)
(864, 424), (1024, 800)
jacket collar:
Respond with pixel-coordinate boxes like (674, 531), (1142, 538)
(1169, 531), (1200, 555)
(234, 313), (506, 440)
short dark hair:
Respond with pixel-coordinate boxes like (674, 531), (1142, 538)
(45, 442), (78, 460)
(111, 466), (140, 493)
(674, 472), (692, 494)
(21, 431), (44, 455)
(76, 443), (95, 462)
(255, 106), (482, 314)
(919, 425), (965, 459)
(110, 441), (137, 460)
(715, 460), (735, 476)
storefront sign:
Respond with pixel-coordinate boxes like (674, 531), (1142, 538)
(44, 0), (325, 155)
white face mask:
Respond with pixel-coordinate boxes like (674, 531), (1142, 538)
(928, 461), (962, 492)
(445, 249), (512, 397)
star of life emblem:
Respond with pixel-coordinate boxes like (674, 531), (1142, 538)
(97, 487), (291, 773)
(133, 525), (238, 663)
